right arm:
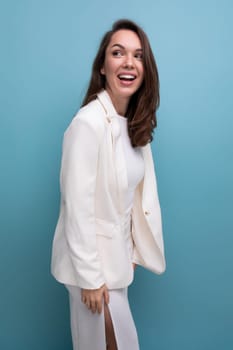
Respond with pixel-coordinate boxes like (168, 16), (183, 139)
(61, 115), (105, 290)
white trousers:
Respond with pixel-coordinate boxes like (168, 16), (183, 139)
(66, 285), (140, 350)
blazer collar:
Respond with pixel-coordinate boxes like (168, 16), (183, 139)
(97, 90), (119, 119)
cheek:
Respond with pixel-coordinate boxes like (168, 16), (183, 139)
(106, 58), (121, 75)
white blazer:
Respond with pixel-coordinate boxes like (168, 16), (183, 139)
(51, 90), (166, 290)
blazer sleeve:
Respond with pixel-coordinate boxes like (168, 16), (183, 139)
(60, 115), (105, 289)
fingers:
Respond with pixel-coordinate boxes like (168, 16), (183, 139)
(81, 285), (109, 314)
(85, 300), (91, 310)
(90, 299), (97, 314)
(96, 297), (103, 314)
(81, 294), (102, 314)
(81, 297), (96, 313)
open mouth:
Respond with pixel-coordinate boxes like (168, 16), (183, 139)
(118, 74), (136, 81)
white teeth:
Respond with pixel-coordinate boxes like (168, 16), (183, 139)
(118, 74), (136, 80)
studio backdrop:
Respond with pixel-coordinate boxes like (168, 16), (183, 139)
(0, 1), (233, 349)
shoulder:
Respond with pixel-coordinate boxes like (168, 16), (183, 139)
(66, 98), (106, 138)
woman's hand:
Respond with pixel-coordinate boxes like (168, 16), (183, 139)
(81, 284), (109, 314)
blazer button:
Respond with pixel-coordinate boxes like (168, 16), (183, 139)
(106, 117), (111, 123)
(144, 211), (150, 216)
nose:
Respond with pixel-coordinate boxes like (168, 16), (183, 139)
(123, 54), (134, 69)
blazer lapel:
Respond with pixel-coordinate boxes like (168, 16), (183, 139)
(97, 90), (128, 216)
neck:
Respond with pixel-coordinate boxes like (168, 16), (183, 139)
(106, 88), (129, 116)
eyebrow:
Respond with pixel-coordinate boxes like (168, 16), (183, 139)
(111, 44), (142, 51)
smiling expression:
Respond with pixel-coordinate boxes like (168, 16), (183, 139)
(101, 29), (144, 114)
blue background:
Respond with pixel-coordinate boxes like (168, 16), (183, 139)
(1, 0), (233, 349)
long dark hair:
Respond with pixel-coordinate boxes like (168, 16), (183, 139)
(82, 19), (160, 147)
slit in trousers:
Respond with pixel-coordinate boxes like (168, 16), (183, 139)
(66, 285), (140, 350)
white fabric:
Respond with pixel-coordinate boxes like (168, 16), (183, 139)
(66, 285), (140, 350)
(114, 115), (144, 241)
(115, 114), (144, 259)
(51, 90), (166, 290)
(65, 114), (143, 350)
(116, 114), (144, 214)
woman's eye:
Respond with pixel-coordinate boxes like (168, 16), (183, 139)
(112, 50), (123, 57)
(135, 53), (143, 60)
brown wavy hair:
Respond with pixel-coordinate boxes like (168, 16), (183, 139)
(82, 19), (160, 147)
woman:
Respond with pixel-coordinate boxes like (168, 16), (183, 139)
(51, 19), (166, 350)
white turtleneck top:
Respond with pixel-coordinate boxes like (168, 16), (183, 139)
(115, 114), (144, 255)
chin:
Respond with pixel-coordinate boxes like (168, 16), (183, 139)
(119, 87), (139, 98)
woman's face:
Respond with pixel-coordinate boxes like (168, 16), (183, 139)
(101, 29), (144, 108)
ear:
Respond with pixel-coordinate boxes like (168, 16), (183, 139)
(100, 67), (105, 75)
